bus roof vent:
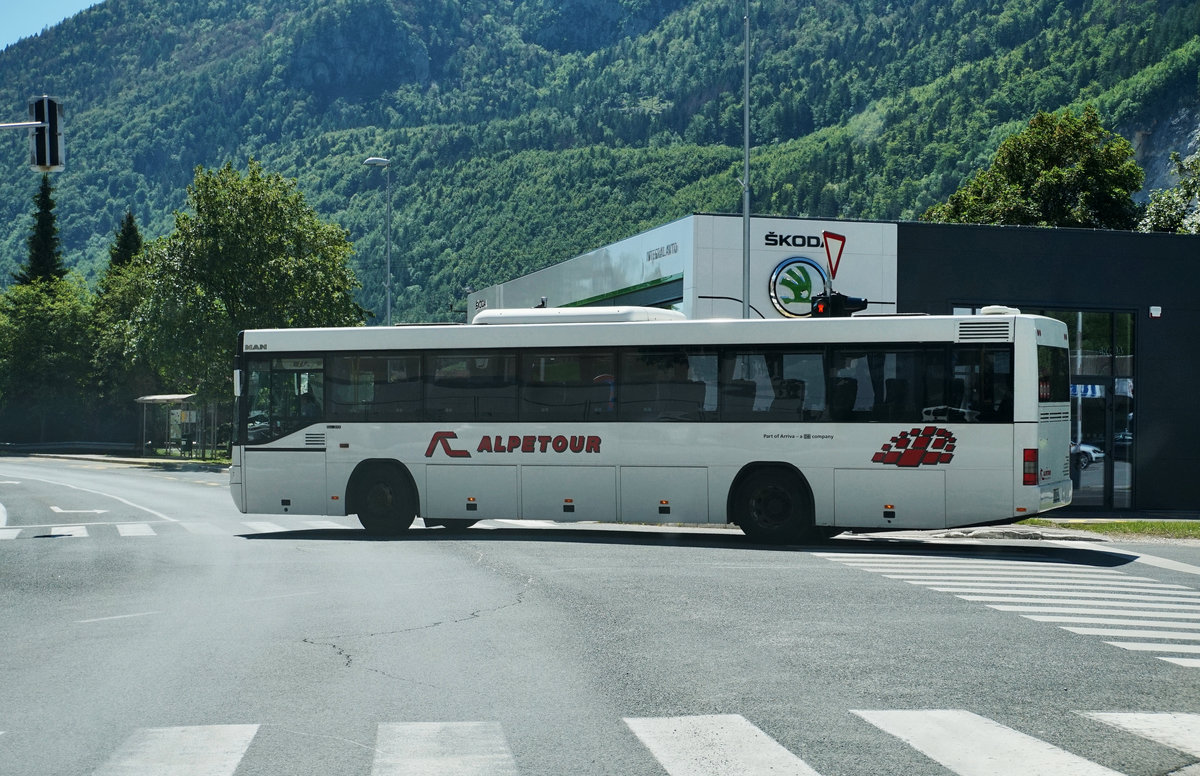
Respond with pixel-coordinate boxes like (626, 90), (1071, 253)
(472, 306), (686, 324)
(957, 319), (1014, 342)
(979, 305), (1021, 315)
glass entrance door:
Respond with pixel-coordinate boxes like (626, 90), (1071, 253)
(1070, 375), (1132, 508)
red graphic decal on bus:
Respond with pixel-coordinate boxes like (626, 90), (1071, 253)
(425, 431), (602, 458)
(425, 431), (471, 458)
(872, 427), (955, 467)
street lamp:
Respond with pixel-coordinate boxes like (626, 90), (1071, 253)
(363, 156), (392, 326)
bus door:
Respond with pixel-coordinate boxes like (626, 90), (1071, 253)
(241, 357), (328, 515)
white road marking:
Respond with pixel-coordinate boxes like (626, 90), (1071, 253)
(624, 714), (823, 776)
(854, 709), (1124, 776)
(117, 523), (156, 537)
(92, 724), (259, 776)
(958, 596), (1200, 610)
(370, 721), (518, 776)
(930, 588), (1200, 604)
(1023, 615), (1200, 629)
(241, 521), (286, 533)
(78, 611), (161, 624)
(1084, 712), (1200, 757)
(50, 506), (108, 514)
(303, 520), (352, 529)
(181, 522), (226, 535)
(1104, 641), (1200, 654)
(990, 604), (1200, 618)
(1161, 657), (1200, 667)
(49, 525), (88, 538)
(0, 528), (19, 540)
(889, 575), (1185, 589)
(0, 471), (175, 521)
(1063, 627), (1200, 640)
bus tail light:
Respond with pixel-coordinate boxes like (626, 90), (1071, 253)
(1023, 449), (1038, 485)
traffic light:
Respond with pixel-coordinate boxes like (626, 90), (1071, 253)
(29, 96), (64, 172)
(811, 292), (869, 317)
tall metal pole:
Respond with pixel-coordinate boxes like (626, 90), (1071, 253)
(363, 156), (393, 326)
(384, 164), (392, 326)
(742, 0), (751, 319)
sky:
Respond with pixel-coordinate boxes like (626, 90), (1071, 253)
(1, 1), (101, 50)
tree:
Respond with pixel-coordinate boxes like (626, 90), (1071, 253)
(0, 277), (94, 441)
(922, 105), (1144, 229)
(108, 210), (144, 270)
(12, 174), (67, 284)
(1138, 152), (1200, 234)
(131, 159), (366, 402)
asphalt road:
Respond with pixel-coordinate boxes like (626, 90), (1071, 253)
(1, 454), (1199, 776)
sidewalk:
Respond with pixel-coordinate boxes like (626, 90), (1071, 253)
(18, 452), (229, 473)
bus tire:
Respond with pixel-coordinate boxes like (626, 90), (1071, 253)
(731, 467), (815, 543)
(352, 465), (416, 535)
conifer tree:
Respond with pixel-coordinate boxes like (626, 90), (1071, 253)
(108, 210), (143, 269)
(13, 174), (67, 285)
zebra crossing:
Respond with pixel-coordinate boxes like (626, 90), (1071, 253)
(0, 517), (564, 541)
(7, 710), (1195, 775)
(817, 550), (1200, 669)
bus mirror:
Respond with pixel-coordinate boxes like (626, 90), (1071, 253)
(233, 370), (242, 397)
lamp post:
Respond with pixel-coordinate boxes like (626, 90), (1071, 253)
(363, 156), (392, 326)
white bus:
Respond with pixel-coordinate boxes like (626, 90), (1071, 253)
(230, 306), (1071, 542)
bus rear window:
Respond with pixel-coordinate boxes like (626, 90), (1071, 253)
(1038, 346), (1069, 402)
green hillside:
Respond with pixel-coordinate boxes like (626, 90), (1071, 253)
(0, 0), (1196, 321)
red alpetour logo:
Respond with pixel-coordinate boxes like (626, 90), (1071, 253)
(425, 431), (602, 459)
(873, 426), (956, 467)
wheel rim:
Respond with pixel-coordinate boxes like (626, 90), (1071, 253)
(749, 484), (794, 530)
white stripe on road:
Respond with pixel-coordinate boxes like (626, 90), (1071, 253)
(181, 522), (226, 535)
(1104, 641), (1200, 654)
(1161, 657), (1200, 667)
(371, 722), (518, 776)
(0, 528), (19, 540)
(624, 714), (823, 776)
(78, 611), (161, 624)
(930, 588), (1200, 603)
(853, 709), (1124, 776)
(241, 521), (286, 533)
(1024, 615), (1200, 629)
(958, 596), (1200, 611)
(1063, 627), (1200, 640)
(49, 525), (88, 537)
(890, 576), (1186, 590)
(117, 523), (157, 537)
(1084, 712), (1200, 757)
(990, 604), (1200, 619)
(93, 725), (259, 776)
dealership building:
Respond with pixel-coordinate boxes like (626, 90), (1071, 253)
(468, 214), (1200, 515)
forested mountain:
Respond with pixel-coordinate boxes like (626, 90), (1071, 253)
(0, 0), (1197, 321)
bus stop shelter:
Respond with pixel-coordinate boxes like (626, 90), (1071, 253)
(135, 394), (198, 457)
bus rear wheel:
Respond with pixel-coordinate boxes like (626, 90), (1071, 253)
(354, 468), (416, 536)
(732, 468), (815, 543)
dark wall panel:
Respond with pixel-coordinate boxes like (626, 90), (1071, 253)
(897, 222), (1200, 512)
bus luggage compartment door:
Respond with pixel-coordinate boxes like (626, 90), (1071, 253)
(426, 465), (518, 520)
(834, 468), (946, 529)
(242, 448), (328, 515)
(522, 465), (616, 521)
(619, 466), (710, 523)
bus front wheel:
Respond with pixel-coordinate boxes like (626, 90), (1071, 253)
(731, 468), (815, 543)
(354, 467), (416, 536)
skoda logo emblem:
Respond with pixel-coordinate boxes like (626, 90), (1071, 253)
(769, 257), (828, 318)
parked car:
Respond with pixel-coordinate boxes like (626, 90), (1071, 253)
(1071, 441), (1105, 469)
